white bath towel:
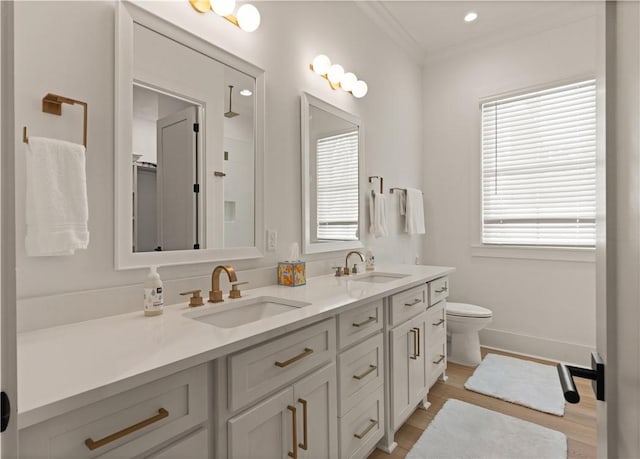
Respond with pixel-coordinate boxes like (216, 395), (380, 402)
(368, 191), (388, 238)
(25, 137), (90, 256)
(404, 188), (425, 235)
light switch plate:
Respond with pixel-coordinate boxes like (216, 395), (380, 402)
(267, 229), (277, 251)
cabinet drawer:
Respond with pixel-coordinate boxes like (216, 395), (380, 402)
(145, 427), (209, 458)
(428, 276), (449, 306)
(339, 386), (384, 459)
(337, 333), (383, 416)
(337, 299), (383, 350)
(228, 318), (336, 412)
(20, 365), (208, 459)
(389, 284), (427, 326)
(426, 300), (446, 340)
(427, 342), (446, 389)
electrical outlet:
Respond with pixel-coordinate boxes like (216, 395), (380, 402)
(267, 229), (277, 251)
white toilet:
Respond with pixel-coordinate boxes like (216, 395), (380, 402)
(446, 302), (493, 366)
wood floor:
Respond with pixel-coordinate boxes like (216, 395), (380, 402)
(369, 348), (597, 459)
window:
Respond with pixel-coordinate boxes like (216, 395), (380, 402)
(316, 130), (359, 241)
(481, 80), (596, 247)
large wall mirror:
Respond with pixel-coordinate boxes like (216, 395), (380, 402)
(301, 93), (364, 254)
(116, 2), (264, 269)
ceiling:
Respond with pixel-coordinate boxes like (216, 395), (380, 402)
(374, 1), (599, 59)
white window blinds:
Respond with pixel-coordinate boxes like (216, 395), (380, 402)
(316, 131), (359, 241)
(481, 80), (596, 247)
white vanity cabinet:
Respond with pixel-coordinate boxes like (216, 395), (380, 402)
(19, 365), (209, 459)
(336, 300), (385, 459)
(389, 310), (428, 430)
(228, 363), (337, 459)
(214, 318), (338, 459)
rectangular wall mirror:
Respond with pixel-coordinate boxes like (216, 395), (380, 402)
(116, 2), (264, 269)
(301, 93), (364, 254)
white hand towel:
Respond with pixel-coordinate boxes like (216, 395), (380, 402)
(405, 188), (426, 235)
(368, 191), (388, 238)
(25, 137), (90, 256)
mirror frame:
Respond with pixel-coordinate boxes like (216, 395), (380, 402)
(115, 2), (265, 269)
(301, 92), (365, 254)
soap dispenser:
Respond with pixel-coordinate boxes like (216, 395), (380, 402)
(144, 266), (164, 316)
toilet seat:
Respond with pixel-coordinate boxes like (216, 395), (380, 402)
(446, 302), (492, 319)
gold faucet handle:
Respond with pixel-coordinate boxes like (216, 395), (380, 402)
(332, 266), (343, 277)
(180, 290), (204, 307)
(229, 282), (249, 299)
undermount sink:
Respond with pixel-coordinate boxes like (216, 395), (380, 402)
(185, 296), (310, 329)
(350, 272), (409, 284)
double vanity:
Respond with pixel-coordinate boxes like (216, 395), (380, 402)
(18, 264), (453, 458)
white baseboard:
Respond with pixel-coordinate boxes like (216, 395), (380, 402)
(479, 328), (595, 367)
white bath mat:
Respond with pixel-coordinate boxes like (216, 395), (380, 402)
(464, 353), (566, 416)
(407, 399), (567, 459)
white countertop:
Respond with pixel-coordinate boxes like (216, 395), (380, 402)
(17, 264), (454, 429)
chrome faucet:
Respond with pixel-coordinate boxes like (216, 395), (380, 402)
(344, 251), (365, 275)
(209, 265), (238, 303)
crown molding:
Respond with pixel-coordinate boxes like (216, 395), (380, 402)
(356, 1), (425, 65)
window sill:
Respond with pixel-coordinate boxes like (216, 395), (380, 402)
(471, 244), (595, 263)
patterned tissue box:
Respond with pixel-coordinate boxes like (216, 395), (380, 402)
(278, 261), (306, 287)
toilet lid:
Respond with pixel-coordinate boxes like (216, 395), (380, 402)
(446, 302), (492, 318)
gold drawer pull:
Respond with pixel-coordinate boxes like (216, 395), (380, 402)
(354, 419), (378, 439)
(84, 408), (169, 451)
(404, 298), (421, 307)
(433, 355), (445, 365)
(353, 365), (377, 380)
(409, 328), (418, 360)
(275, 348), (314, 368)
(288, 405), (298, 459)
(432, 318), (445, 326)
(352, 316), (376, 328)
(298, 398), (308, 450)
(435, 285), (448, 293)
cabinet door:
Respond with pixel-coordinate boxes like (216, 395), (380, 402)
(408, 314), (428, 404)
(390, 311), (428, 431)
(293, 364), (338, 459)
(228, 387), (294, 459)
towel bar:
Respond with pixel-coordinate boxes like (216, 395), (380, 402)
(23, 93), (88, 148)
(390, 187), (424, 195)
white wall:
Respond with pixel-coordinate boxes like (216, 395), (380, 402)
(14, 1), (424, 331)
(423, 17), (598, 365)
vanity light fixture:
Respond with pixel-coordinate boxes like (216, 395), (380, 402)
(189, 0), (261, 33)
(464, 11), (478, 22)
(310, 54), (368, 98)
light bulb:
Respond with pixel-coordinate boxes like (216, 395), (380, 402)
(311, 55), (331, 75)
(327, 64), (345, 84)
(211, 0), (235, 16)
(352, 80), (368, 98)
(340, 72), (357, 92)
(237, 4), (261, 32)
(464, 11), (478, 22)
(240, 89), (253, 96)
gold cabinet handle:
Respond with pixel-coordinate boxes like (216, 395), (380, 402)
(84, 408), (169, 451)
(354, 419), (378, 439)
(353, 365), (377, 381)
(433, 355), (445, 365)
(288, 405), (298, 459)
(414, 327), (421, 357)
(298, 398), (308, 450)
(352, 316), (377, 328)
(432, 318), (445, 327)
(275, 348), (314, 368)
(404, 298), (421, 307)
(435, 287), (448, 293)
(409, 329), (418, 360)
